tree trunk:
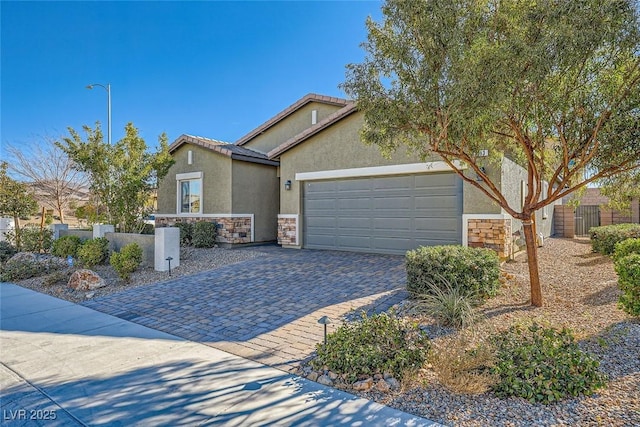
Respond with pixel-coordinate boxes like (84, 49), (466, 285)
(522, 214), (543, 307)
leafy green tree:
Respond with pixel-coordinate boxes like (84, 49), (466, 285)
(0, 162), (38, 249)
(342, 0), (640, 307)
(599, 171), (640, 213)
(58, 122), (174, 233)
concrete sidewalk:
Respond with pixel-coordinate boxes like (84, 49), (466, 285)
(0, 283), (439, 426)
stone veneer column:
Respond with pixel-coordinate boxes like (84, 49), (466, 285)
(154, 215), (253, 244)
(277, 215), (298, 246)
(467, 218), (512, 259)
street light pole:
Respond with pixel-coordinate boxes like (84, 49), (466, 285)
(86, 83), (111, 145)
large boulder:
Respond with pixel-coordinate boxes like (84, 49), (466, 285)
(68, 269), (106, 291)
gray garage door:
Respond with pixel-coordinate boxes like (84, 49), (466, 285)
(303, 173), (462, 254)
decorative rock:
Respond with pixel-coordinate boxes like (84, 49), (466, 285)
(383, 372), (393, 379)
(385, 377), (400, 390)
(307, 372), (319, 382)
(328, 371), (338, 380)
(374, 373), (383, 380)
(376, 379), (391, 392)
(352, 378), (374, 391)
(317, 374), (333, 386)
(68, 269), (106, 291)
(302, 366), (313, 376)
(85, 292), (96, 299)
(8, 252), (37, 263)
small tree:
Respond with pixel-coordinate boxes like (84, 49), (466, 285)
(58, 122), (174, 233)
(342, 0), (640, 306)
(5, 136), (88, 224)
(0, 162), (38, 250)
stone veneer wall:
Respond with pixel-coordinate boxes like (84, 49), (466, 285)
(467, 218), (512, 259)
(277, 216), (297, 245)
(156, 216), (252, 244)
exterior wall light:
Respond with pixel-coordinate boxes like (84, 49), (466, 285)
(284, 180), (292, 191)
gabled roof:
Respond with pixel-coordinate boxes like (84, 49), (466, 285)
(235, 93), (349, 146)
(267, 102), (358, 159)
(170, 134), (279, 166)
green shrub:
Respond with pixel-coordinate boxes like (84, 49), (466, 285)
(192, 221), (217, 248)
(110, 243), (143, 282)
(0, 241), (17, 263)
(175, 222), (193, 246)
(613, 238), (640, 263)
(411, 276), (481, 329)
(77, 237), (109, 267)
(590, 223), (640, 255)
(6, 226), (54, 253)
(52, 235), (83, 258)
(406, 245), (500, 299)
(0, 254), (65, 281)
(491, 323), (606, 404)
(311, 311), (430, 383)
(614, 253), (640, 316)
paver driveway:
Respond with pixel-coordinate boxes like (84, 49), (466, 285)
(83, 246), (408, 371)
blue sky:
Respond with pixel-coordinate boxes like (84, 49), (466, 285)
(1, 0), (382, 154)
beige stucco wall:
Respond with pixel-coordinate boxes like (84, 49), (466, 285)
(278, 113), (429, 214)
(241, 102), (344, 154)
(231, 161), (279, 242)
(156, 144), (232, 214)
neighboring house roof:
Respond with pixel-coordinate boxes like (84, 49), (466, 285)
(235, 93), (349, 147)
(169, 134), (280, 166)
(267, 102), (358, 159)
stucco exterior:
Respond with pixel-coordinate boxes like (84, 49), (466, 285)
(278, 112), (443, 214)
(156, 93), (545, 256)
(241, 102), (344, 154)
(157, 143), (232, 214)
(231, 160), (279, 242)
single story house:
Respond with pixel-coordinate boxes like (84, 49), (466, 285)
(156, 93), (555, 258)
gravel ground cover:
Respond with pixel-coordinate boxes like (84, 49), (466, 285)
(350, 238), (640, 426)
(7, 238), (639, 426)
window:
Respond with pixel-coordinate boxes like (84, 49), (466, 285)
(176, 172), (202, 214)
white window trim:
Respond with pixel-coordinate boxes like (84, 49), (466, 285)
(176, 172), (203, 215)
(294, 161), (466, 181)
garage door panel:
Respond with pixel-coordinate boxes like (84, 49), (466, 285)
(373, 196), (412, 209)
(305, 216), (336, 228)
(304, 173), (462, 254)
(373, 218), (411, 230)
(372, 175), (413, 190)
(338, 197), (372, 210)
(414, 217), (459, 231)
(338, 217), (371, 229)
(372, 237), (413, 251)
(336, 235), (372, 248)
(338, 179), (373, 192)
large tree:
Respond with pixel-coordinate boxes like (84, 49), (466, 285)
(342, 0), (640, 306)
(0, 162), (38, 249)
(5, 136), (88, 224)
(58, 122), (174, 233)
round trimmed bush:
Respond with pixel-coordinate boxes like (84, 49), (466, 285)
(110, 243), (143, 282)
(406, 245), (500, 299)
(77, 237), (109, 267)
(52, 235), (83, 258)
(614, 253), (640, 316)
